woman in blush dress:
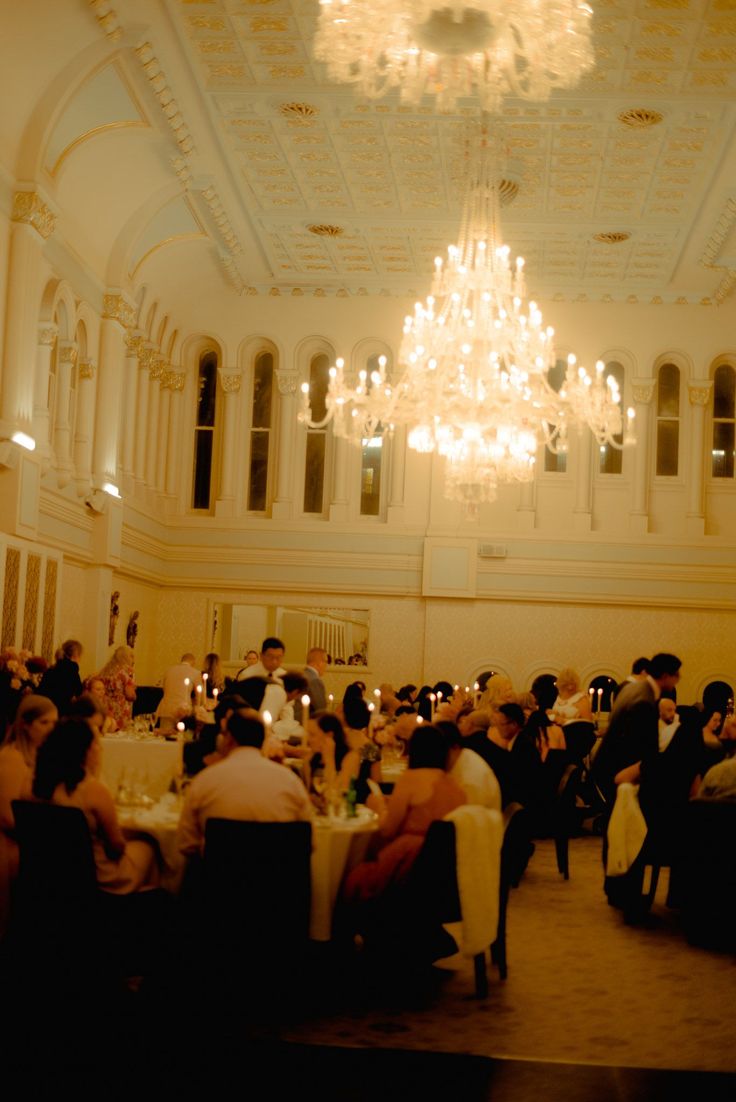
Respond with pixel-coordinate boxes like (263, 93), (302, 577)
(0, 695), (58, 934)
(33, 720), (158, 894)
(95, 646), (136, 731)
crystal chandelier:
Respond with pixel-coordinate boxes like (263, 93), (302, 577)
(300, 130), (633, 515)
(314, 0), (595, 113)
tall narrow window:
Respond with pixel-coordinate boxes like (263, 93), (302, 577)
(544, 358), (568, 473)
(360, 353), (385, 516)
(192, 352), (217, 510)
(712, 364), (735, 479)
(655, 362), (680, 476)
(248, 351), (273, 511)
(598, 361), (624, 475)
(303, 353), (329, 514)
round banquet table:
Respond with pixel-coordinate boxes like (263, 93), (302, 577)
(101, 734), (183, 801)
(310, 806), (378, 941)
(117, 794), (185, 892)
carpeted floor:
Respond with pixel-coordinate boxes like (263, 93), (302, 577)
(280, 835), (736, 1073)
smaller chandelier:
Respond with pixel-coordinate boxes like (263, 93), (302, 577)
(314, 0), (595, 113)
(299, 130), (634, 515)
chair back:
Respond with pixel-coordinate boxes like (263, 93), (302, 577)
(203, 818), (311, 943)
(681, 798), (736, 950)
(563, 721), (597, 764)
(11, 800), (99, 943)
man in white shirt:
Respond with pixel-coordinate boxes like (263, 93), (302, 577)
(177, 708), (313, 856)
(236, 636), (287, 722)
(156, 652), (201, 730)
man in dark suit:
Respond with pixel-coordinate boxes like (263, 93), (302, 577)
(294, 646), (327, 723)
(593, 651), (682, 810)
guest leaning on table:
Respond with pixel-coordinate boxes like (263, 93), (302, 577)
(0, 695), (58, 935)
(33, 719), (159, 894)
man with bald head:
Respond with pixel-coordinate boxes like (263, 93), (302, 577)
(156, 651), (201, 730)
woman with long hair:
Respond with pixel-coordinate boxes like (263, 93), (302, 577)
(33, 719), (158, 894)
(96, 645), (136, 731)
(202, 652), (224, 698)
(0, 695), (58, 933)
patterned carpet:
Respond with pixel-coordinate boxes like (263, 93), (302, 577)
(281, 836), (736, 1073)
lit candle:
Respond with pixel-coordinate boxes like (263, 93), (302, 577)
(328, 693), (334, 711)
(368, 700), (375, 733)
(202, 672), (208, 683)
(262, 709), (272, 741)
(301, 693), (310, 731)
(213, 687), (219, 700)
(184, 678), (190, 688)
(176, 721), (185, 734)
(196, 684), (202, 698)
(454, 684), (459, 693)
(597, 688), (603, 714)
(474, 681), (480, 707)
(589, 688), (595, 709)
(429, 692), (436, 720)
(416, 715), (424, 725)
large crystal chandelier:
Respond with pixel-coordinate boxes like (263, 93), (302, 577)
(300, 129), (634, 515)
(314, 0), (595, 113)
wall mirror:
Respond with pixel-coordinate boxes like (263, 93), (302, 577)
(211, 603), (370, 668)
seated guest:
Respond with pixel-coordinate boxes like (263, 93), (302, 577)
(33, 719), (159, 894)
(436, 720), (501, 810)
(698, 714), (736, 799)
(466, 702), (542, 809)
(0, 695), (58, 934)
(479, 674), (515, 714)
(177, 708), (313, 857)
(551, 667), (593, 726)
(84, 678), (117, 733)
(37, 639), (83, 716)
(524, 709), (566, 763)
(201, 652), (224, 698)
(530, 673), (557, 714)
(343, 725), (466, 905)
(304, 711), (355, 803)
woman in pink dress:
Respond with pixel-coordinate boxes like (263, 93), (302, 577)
(95, 645), (136, 731)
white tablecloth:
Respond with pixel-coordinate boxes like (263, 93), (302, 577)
(118, 795), (184, 892)
(310, 807), (378, 941)
(101, 736), (182, 800)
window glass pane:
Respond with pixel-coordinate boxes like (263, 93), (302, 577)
(656, 419), (679, 476)
(197, 356), (217, 427)
(547, 358), (566, 393)
(360, 436), (382, 516)
(712, 421), (735, 478)
(309, 354), (329, 423)
(252, 352), (273, 429)
(598, 362), (623, 474)
(303, 433), (326, 513)
(192, 430), (213, 509)
(248, 431), (269, 511)
(714, 365), (735, 419)
(657, 363), (680, 417)
(544, 445), (567, 474)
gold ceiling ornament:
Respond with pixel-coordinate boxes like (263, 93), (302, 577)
(593, 231), (631, 243)
(300, 123), (634, 518)
(618, 107), (664, 128)
(314, 0), (595, 113)
(308, 223), (345, 236)
(279, 102), (319, 120)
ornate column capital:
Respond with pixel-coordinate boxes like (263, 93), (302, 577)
(219, 366), (242, 394)
(276, 370), (299, 397)
(138, 345), (156, 371)
(149, 355), (165, 382)
(37, 323), (58, 347)
(125, 332), (144, 358)
(58, 341), (79, 366)
(102, 293), (136, 329)
(167, 370), (186, 392)
(688, 379), (713, 407)
(631, 378), (655, 405)
(79, 360), (96, 380)
(12, 190), (56, 240)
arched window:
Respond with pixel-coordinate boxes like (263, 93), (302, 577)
(303, 352), (329, 514)
(598, 361), (624, 475)
(702, 680), (734, 716)
(359, 353), (386, 516)
(192, 351), (218, 510)
(544, 358), (568, 474)
(588, 674), (617, 714)
(712, 363), (735, 479)
(247, 350), (273, 512)
(655, 362), (680, 477)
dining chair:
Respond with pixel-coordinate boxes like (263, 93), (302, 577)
(680, 798), (736, 951)
(552, 763), (583, 880)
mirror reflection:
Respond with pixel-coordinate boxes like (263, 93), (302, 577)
(211, 604), (370, 668)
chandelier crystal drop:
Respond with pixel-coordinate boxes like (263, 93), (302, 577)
(299, 132), (633, 515)
(314, 0), (595, 113)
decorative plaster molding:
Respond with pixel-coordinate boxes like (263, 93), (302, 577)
(219, 252), (245, 294)
(12, 190), (56, 239)
(135, 42), (195, 157)
(219, 368), (242, 394)
(138, 345), (156, 371)
(631, 380), (654, 404)
(688, 381), (713, 406)
(79, 360), (96, 380)
(87, 0), (123, 40)
(700, 197), (736, 304)
(276, 371), (298, 396)
(168, 371), (186, 392)
(201, 185), (242, 255)
(58, 343), (79, 366)
(149, 357), (165, 381)
(102, 293), (135, 328)
(37, 324), (58, 347)
(125, 332), (144, 357)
